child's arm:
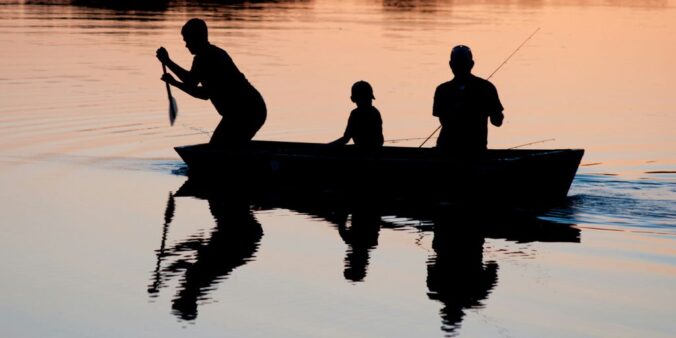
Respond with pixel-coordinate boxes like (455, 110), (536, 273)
(328, 112), (354, 146)
(329, 135), (349, 146)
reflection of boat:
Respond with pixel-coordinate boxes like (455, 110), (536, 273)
(163, 177), (582, 330)
(175, 141), (584, 204)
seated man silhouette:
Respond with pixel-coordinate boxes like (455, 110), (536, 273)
(156, 18), (266, 146)
(433, 45), (504, 153)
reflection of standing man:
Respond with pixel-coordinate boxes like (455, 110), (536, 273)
(433, 45), (504, 152)
(157, 18), (266, 146)
(168, 197), (263, 321)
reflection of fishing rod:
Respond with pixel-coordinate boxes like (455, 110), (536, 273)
(508, 138), (555, 149)
(419, 27), (541, 148)
(148, 192), (175, 296)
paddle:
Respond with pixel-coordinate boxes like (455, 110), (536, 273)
(162, 64), (178, 126)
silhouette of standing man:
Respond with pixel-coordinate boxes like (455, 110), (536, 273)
(157, 18), (266, 146)
(433, 45), (503, 152)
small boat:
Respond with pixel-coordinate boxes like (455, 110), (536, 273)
(175, 141), (584, 206)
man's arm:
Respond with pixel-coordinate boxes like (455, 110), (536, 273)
(161, 73), (209, 100)
(156, 47), (196, 85)
(156, 47), (197, 84)
(487, 82), (504, 127)
(156, 48), (208, 99)
(433, 85), (452, 128)
(490, 111), (504, 127)
(432, 85), (443, 118)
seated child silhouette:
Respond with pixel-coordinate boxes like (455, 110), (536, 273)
(329, 80), (384, 149)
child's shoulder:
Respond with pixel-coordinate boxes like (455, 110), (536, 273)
(351, 105), (380, 114)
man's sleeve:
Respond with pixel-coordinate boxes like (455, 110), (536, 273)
(432, 85), (444, 118)
(488, 82), (504, 116)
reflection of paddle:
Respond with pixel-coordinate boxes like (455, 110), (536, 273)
(148, 192), (176, 295)
(162, 64), (178, 126)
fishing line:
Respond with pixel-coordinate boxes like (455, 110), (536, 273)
(179, 123), (212, 136)
(508, 138), (555, 149)
(384, 137), (437, 144)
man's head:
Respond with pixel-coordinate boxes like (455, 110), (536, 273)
(351, 80), (375, 105)
(449, 45), (474, 78)
(182, 18), (209, 55)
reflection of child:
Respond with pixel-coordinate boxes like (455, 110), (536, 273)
(330, 81), (384, 149)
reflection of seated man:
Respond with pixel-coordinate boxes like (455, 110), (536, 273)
(337, 209), (381, 282)
(157, 18), (266, 147)
(433, 45), (504, 153)
(168, 197), (263, 321)
(426, 211), (498, 334)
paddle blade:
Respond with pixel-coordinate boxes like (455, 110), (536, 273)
(169, 96), (178, 126)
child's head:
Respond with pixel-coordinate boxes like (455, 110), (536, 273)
(351, 81), (375, 105)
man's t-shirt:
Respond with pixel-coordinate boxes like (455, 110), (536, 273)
(433, 75), (503, 150)
(190, 44), (264, 124)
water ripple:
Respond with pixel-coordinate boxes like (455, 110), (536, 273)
(544, 174), (676, 232)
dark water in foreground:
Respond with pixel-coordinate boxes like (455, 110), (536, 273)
(1, 1), (675, 337)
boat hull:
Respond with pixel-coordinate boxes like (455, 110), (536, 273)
(175, 141), (584, 205)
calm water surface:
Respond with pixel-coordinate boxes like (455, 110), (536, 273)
(1, 0), (675, 337)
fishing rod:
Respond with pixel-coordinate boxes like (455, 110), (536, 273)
(419, 27), (541, 148)
(508, 138), (555, 149)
